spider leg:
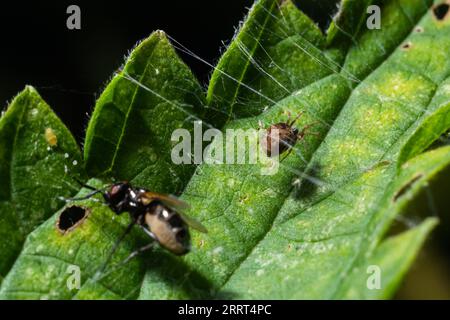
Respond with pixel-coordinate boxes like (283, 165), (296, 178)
(285, 110), (292, 124)
(280, 147), (294, 162)
(289, 111), (304, 126)
(301, 121), (320, 132)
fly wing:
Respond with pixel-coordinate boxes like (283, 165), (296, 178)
(141, 192), (207, 233)
(178, 212), (208, 233)
(141, 191), (190, 211)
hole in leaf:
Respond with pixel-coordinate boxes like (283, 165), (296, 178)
(433, 2), (450, 20)
(393, 174), (424, 202)
(415, 26), (424, 33)
(401, 42), (412, 50)
(57, 206), (90, 234)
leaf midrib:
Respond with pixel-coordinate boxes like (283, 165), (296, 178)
(8, 100), (26, 236)
(104, 48), (157, 176)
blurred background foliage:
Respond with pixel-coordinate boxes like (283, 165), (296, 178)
(0, 0), (448, 299)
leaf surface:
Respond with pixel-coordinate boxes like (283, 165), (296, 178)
(1, 0), (449, 300)
(0, 87), (84, 280)
(84, 31), (205, 193)
(138, 0), (450, 299)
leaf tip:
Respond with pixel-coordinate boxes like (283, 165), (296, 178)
(145, 29), (170, 46)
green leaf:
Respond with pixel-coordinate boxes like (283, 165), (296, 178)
(0, 86), (84, 281)
(223, 146), (449, 299)
(0, 30), (210, 300)
(1, 0), (449, 300)
(207, 0), (337, 120)
(0, 179), (149, 299)
(340, 218), (437, 299)
(342, 0), (434, 82)
(137, 0), (450, 299)
(84, 30), (205, 193)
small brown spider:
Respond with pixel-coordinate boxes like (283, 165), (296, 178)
(261, 111), (319, 160)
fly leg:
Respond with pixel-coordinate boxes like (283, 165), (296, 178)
(114, 226), (158, 266)
(141, 225), (158, 241)
(67, 189), (103, 201)
(94, 219), (137, 279)
(122, 242), (156, 265)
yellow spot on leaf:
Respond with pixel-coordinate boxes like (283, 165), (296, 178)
(45, 128), (57, 147)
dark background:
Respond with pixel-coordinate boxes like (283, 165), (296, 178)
(0, 0), (338, 142)
(0, 0), (448, 299)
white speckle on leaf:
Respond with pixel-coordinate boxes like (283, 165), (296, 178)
(72, 160), (78, 166)
(263, 188), (278, 198)
(64, 153), (69, 159)
(155, 68), (160, 75)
